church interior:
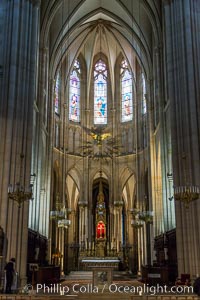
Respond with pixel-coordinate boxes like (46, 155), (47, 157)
(0, 0), (200, 297)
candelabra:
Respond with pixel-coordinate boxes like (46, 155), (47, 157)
(138, 211), (154, 224)
(8, 155), (36, 207)
(174, 185), (199, 208)
(50, 210), (65, 220)
(131, 219), (144, 229)
(50, 194), (71, 228)
(8, 183), (33, 207)
(173, 154), (200, 208)
(57, 219), (71, 229)
(50, 194), (65, 220)
(130, 206), (153, 226)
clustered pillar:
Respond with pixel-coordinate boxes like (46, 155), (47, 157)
(0, 0), (40, 287)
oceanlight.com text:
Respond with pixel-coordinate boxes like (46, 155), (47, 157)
(34, 283), (194, 295)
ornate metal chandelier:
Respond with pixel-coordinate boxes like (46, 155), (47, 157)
(173, 154), (199, 208)
(80, 126), (122, 161)
(50, 193), (71, 228)
(8, 154), (36, 207)
(174, 185), (199, 208)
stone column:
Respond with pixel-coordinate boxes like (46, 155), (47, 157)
(67, 210), (75, 272)
(0, 0), (40, 286)
(111, 202), (122, 254)
(79, 204), (87, 249)
(79, 206), (84, 246)
(164, 0), (200, 277)
(146, 79), (156, 264)
(137, 228), (142, 276)
(60, 227), (64, 275)
(29, 45), (50, 235)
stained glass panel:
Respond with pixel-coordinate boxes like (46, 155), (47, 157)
(54, 73), (60, 114)
(94, 60), (107, 124)
(142, 73), (147, 114)
(121, 62), (133, 122)
(69, 61), (80, 122)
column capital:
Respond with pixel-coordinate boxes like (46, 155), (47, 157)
(78, 201), (88, 208)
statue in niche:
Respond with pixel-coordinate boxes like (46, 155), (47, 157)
(96, 221), (105, 239)
(95, 180), (106, 240)
(95, 179), (106, 256)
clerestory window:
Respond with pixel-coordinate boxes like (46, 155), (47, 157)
(94, 59), (107, 125)
(120, 60), (133, 122)
(69, 59), (81, 122)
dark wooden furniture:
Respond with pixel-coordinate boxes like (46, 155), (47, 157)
(142, 229), (178, 285)
(142, 265), (169, 285)
(35, 266), (60, 284)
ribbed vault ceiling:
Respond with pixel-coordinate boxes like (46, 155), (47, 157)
(40, 0), (161, 78)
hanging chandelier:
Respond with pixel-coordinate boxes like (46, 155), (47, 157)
(50, 207), (71, 229)
(50, 209), (65, 220)
(173, 154), (199, 208)
(8, 183), (33, 207)
(50, 193), (64, 220)
(8, 154), (36, 207)
(138, 210), (154, 224)
(130, 204), (153, 226)
(50, 194), (71, 228)
(174, 186), (199, 208)
(58, 219), (71, 229)
(80, 126), (122, 161)
(131, 219), (144, 229)
(58, 206), (72, 229)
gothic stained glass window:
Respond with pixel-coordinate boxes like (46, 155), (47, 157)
(69, 59), (80, 122)
(142, 73), (147, 115)
(94, 60), (107, 125)
(54, 72), (60, 114)
(120, 60), (133, 122)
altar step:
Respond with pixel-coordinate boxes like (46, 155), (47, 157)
(64, 271), (133, 281)
(65, 271), (93, 280)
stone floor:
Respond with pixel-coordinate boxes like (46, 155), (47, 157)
(0, 271), (197, 300)
(0, 295), (198, 300)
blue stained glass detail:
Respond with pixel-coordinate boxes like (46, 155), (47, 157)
(94, 60), (107, 124)
(142, 73), (147, 114)
(54, 73), (60, 114)
(69, 61), (80, 122)
(121, 60), (133, 122)
(95, 96), (106, 116)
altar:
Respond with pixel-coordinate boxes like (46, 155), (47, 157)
(81, 257), (119, 285)
(78, 179), (120, 286)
